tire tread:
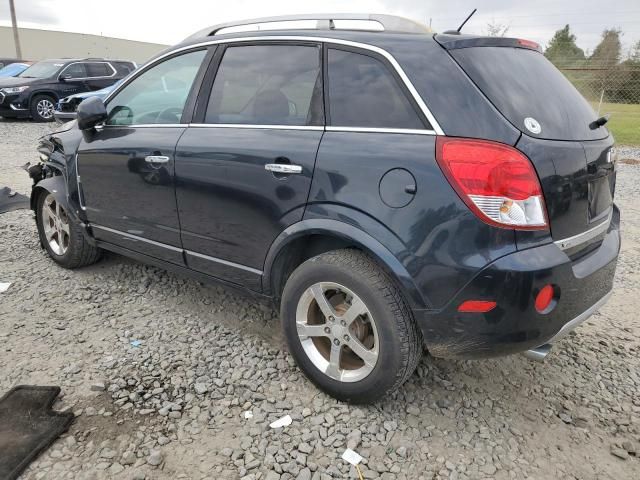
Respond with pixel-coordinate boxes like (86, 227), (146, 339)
(313, 250), (422, 393)
(283, 248), (422, 403)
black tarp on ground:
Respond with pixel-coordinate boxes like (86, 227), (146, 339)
(0, 386), (74, 480)
(0, 186), (29, 214)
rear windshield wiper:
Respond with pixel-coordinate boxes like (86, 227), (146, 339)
(590, 114), (610, 130)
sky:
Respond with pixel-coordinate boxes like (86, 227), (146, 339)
(1, 0), (639, 55)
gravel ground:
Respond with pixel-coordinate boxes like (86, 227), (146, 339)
(1, 118), (639, 480)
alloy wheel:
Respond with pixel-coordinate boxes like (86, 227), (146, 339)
(295, 282), (379, 382)
(36, 99), (55, 120)
(41, 194), (70, 255)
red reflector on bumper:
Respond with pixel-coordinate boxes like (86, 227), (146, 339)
(458, 300), (497, 313)
(535, 285), (555, 313)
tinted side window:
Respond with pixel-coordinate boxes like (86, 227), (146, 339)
(327, 48), (423, 129)
(86, 63), (111, 77)
(114, 62), (136, 75)
(61, 63), (87, 79)
(205, 45), (322, 126)
(106, 49), (206, 126)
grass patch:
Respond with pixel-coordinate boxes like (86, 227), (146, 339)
(591, 102), (640, 146)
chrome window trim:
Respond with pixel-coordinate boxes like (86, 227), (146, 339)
(58, 61), (117, 81)
(185, 249), (263, 275)
(326, 126), (435, 135)
(98, 123), (185, 129)
(102, 35), (445, 135)
(189, 123), (324, 131)
(554, 210), (613, 251)
(98, 123), (435, 135)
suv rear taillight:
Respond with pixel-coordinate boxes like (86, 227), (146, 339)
(435, 137), (548, 231)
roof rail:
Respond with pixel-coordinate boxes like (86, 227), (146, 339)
(184, 13), (430, 41)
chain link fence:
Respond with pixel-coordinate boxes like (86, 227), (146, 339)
(558, 63), (640, 111)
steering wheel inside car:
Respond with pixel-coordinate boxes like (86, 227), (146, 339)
(156, 107), (183, 124)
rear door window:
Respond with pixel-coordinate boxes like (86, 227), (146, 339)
(327, 48), (425, 130)
(451, 47), (606, 141)
(61, 63), (87, 79)
(205, 44), (322, 126)
(86, 63), (112, 78)
(113, 62), (136, 75)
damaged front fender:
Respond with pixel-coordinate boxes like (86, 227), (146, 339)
(30, 123), (85, 218)
(29, 123), (95, 246)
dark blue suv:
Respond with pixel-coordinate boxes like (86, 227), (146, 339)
(29, 14), (620, 403)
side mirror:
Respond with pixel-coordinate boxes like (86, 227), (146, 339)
(59, 74), (72, 82)
(77, 96), (107, 130)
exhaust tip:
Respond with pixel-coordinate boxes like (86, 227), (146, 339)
(523, 344), (552, 362)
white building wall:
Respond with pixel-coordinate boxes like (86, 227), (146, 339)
(0, 26), (167, 64)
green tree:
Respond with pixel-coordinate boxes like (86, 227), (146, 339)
(544, 25), (585, 66)
(590, 28), (622, 67)
(628, 40), (640, 63)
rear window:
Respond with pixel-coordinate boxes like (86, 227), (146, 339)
(451, 47), (607, 141)
(86, 63), (112, 77)
(327, 48), (425, 130)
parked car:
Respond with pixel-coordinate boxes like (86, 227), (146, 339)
(0, 58), (135, 122)
(0, 62), (31, 78)
(54, 80), (123, 123)
(29, 14), (620, 403)
(0, 58), (27, 69)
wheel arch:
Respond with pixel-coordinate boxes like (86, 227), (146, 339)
(31, 173), (96, 250)
(263, 219), (429, 310)
(28, 90), (60, 104)
(30, 173), (68, 213)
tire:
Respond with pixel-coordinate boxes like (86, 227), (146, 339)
(36, 191), (102, 268)
(281, 249), (422, 403)
(30, 94), (56, 122)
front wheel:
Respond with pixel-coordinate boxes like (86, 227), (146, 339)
(281, 249), (422, 403)
(36, 191), (102, 268)
(30, 94), (56, 122)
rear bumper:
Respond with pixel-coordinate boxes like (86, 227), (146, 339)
(414, 204), (620, 359)
(523, 289), (612, 360)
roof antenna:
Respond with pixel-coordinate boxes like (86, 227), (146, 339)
(457, 8), (477, 32)
(444, 8), (477, 35)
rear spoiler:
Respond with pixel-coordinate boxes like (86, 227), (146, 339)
(435, 34), (542, 53)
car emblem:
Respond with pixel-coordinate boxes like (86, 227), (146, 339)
(524, 117), (541, 134)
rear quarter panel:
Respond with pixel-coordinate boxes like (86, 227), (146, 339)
(307, 131), (517, 309)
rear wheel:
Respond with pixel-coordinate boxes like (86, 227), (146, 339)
(281, 249), (422, 403)
(30, 94), (56, 122)
(36, 191), (102, 268)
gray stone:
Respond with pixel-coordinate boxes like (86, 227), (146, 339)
(121, 451), (136, 465)
(297, 468), (312, 480)
(194, 383), (209, 395)
(147, 449), (163, 466)
(611, 447), (629, 460)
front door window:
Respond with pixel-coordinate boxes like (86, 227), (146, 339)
(106, 49), (207, 126)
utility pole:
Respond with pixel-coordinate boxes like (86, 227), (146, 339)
(9, 0), (23, 58)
